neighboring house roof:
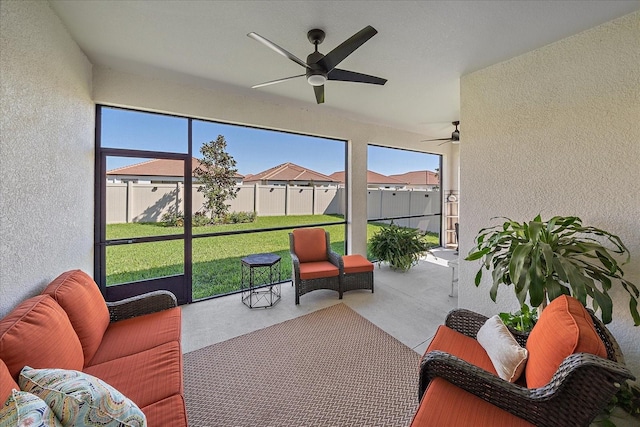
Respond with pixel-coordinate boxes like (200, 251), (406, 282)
(106, 158), (244, 179)
(243, 162), (338, 184)
(329, 170), (408, 186)
(389, 170), (439, 186)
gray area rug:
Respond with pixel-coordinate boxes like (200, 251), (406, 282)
(183, 303), (420, 426)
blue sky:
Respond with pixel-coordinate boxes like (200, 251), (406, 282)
(101, 107), (440, 176)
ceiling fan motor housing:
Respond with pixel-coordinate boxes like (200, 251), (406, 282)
(306, 51), (327, 86)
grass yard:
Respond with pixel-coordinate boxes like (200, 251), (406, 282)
(105, 214), (439, 300)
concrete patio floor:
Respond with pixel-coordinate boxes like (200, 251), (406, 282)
(181, 248), (459, 355)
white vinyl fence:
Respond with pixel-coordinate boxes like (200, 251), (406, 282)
(106, 183), (441, 233)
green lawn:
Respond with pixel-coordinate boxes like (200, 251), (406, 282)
(105, 215), (439, 300)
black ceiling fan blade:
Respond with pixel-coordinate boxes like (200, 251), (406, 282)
(252, 74), (305, 89)
(314, 85), (325, 104)
(316, 25), (377, 72)
(247, 32), (311, 70)
(328, 68), (387, 85)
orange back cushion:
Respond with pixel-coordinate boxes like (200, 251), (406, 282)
(42, 270), (110, 366)
(0, 295), (84, 380)
(1, 358), (19, 404)
(525, 295), (607, 389)
(292, 228), (328, 263)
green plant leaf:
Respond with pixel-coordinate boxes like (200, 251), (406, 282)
(509, 242), (532, 288)
(474, 269), (483, 287)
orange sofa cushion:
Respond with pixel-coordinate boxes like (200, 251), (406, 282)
(42, 270), (110, 366)
(0, 295), (83, 380)
(410, 377), (535, 427)
(1, 358), (19, 404)
(424, 325), (498, 376)
(141, 394), (188, 427)
(342, 254), (374, 274)
(298, 261), (340, 280)
(88, 307), (182, 366)
(84, 341), (183, 409)
(293, 228), (327, 262)
(525, 295), (607, 389)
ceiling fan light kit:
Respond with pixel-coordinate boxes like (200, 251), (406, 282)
(248, 26), (387, 104)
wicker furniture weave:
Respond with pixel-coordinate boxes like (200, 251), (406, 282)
(341, 255), (374, 294)
(106, 290), (178, 321)
(418, 309), (635, 427)
(289, 229), (343, 305)
(342, 271), (374, 293)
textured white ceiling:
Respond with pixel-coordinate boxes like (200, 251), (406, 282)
(49, 0), (639, 137)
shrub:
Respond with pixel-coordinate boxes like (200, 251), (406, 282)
(161, 210), (184, 227)
(193, 212), (212, 227)
(223, 211), (256, 224)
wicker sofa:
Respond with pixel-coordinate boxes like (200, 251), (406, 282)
(411, 295), (635, 427)
(0, 269), (187, 426)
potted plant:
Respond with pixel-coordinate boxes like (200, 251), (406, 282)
(466, 215), (639, 325)
(369, 222), (433, 272)
(499, 303), (538, 333)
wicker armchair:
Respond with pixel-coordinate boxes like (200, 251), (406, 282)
(418, 309), (635, 427)
(289, 228), (343, 304)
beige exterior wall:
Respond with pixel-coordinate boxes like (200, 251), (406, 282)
(459, 11), (640, 377)
(0, 1), (94, 317)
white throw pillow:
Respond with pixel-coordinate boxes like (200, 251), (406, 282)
(477, 315), (528, 382)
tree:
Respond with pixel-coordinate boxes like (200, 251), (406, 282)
(194, 135), (239, 221)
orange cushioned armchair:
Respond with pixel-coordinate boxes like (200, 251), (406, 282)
(289, 228), (343, 304)
(411, 295), (635, 427)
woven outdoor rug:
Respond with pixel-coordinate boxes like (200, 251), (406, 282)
(183, 303), (420, 427)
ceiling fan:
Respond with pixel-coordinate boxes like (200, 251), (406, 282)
(247, 26), (387, 104)
(422, 121), (460, 145)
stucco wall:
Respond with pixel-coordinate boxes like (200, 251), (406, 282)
(0, 1), (94, 317)
(459, 12), (640, 377)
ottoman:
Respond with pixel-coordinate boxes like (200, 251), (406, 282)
(342, 254), (374, 294)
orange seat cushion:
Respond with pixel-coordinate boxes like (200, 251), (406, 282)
(0, 295), (84, 380)
(298, 261), (340, 280)
(88, 307), (182, 366)
(342, 254), (374, 274)
(293, 228), (328, 262)
(42, 270), (110, 366)
(525, 295), (607, 389)
(84, 341), (183, 409)
(141, 394), (188, 427)
(424, 325), (498, 376)
(410, 377), (535, 427)
(1, 358), (19, 404)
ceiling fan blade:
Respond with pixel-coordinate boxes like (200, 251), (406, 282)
(316, 25), (377, 72)
(247, 32), (311, 69)
(314, 85), (325, 104)
(328, 68), (387, 85)
(252, 74), (305, 89)
(438, 140), (452, 146)
(421, 137), (452, 142)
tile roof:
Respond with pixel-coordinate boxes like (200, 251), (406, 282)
(243, 162), (338, 183)
(329, 170), (408, 185)
(107, 158), (244, 178)
(388, 170), (439, 185)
